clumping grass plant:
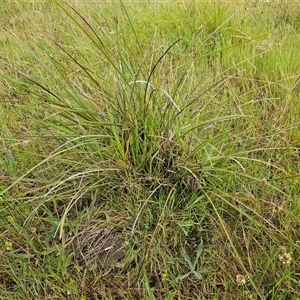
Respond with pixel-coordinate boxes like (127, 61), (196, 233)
(0, 1), (300, 299)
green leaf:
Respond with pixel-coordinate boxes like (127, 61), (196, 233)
(175, 272), (191, 283)
(192, 270), (203, 280)
(195, 238), (204, 266)
(182, 247), (195, 271)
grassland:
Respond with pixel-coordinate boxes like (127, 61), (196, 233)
(0, 1), (299, 299)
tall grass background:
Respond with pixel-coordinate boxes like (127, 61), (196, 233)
(0, 1), (299, 299)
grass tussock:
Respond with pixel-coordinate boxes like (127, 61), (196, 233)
(0, 1), (300, 299)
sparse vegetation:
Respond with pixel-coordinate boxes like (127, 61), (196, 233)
(0, 1), (299, 299)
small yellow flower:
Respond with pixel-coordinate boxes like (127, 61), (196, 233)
(161, 270), (168, 282)
(279, 252), (292, 265)
(261, 178), (267, 186)
(236, 274), (246, 286)
(5, 241), (13, 251)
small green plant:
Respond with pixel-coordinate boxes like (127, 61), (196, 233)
(176, 238), (204, 283)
